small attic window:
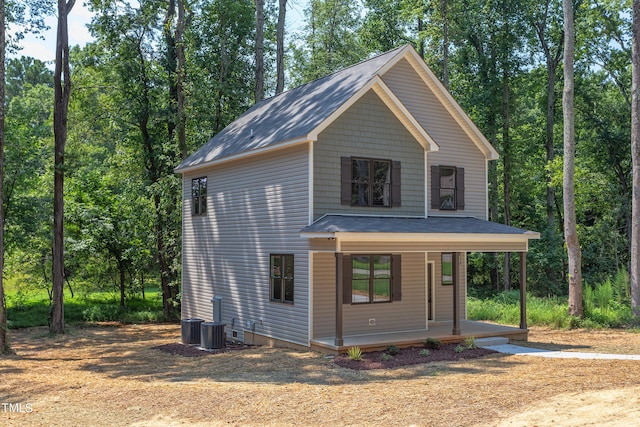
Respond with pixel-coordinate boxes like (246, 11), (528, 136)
(192, 177), (207, 216)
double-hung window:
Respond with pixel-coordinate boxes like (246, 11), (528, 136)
(270, 254), (294, 303)
(192, 177), (207, 215)
(431, 165), (464, 211)
(342, 254), (402, 304)
(342, 157), (401, 207)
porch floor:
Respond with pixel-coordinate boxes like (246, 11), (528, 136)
(310, 320), (528, 353)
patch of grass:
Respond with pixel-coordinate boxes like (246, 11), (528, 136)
(469, 287), (633, 329)
(5, 286), (165, 328)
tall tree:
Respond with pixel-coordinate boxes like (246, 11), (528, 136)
(563, 0), (582, 317)
(50, 0), (75, 334)
(0, 0), (9, 355)
(631, 0), (640, 318)
(255, 0), (265, 102)
(275, 0), (286, 94)
(291, 0), (364, 85)
(529, 0), (564, 289)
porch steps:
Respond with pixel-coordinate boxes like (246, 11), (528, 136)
(476, 337), (510, 348)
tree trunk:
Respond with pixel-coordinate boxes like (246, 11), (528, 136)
(562, 0), (582, 318)
(50, 0), (75, 335)
(118, 258), (126, 307)
(631, 0), (640, 318)
(276, 0), (286, 94)
(502, 48), (511, 291)
(0, 0), (11, 355)
(254, 0), (265, 103)
(176, 0), (188, 159)
(440, 0), (449, 89)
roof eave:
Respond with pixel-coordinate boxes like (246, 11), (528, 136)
(300, 231), (541, 242)
(174, 137), (311, 174)
(402, 48), (500, 161)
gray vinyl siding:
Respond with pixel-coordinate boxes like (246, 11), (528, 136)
(313, 90), (425, 219)
(181, 144), (311, 346)
(382, 58), (488, 219)
(430, 252), (467, 321)
(312, 252), (426, 338)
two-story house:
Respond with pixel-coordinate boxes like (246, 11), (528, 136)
(175, 44), (539, 351)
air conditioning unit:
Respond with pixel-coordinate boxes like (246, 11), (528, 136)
(181, 318), (204, 345)
(201, 322), (226, 350)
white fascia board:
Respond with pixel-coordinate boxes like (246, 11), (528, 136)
(307, 76), (439, 153)
(299, 232), (335, 239)
(334, 231), (540, 243)
(174, 137), (310, 174)
(403, 49), (500, 161)
(300, 230), (541, 242)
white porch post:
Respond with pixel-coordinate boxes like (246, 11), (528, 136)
(520, 251), (528, 330)
(335, 252), (344, 346)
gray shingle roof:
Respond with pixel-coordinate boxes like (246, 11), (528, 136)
(300, 215), (539, 237)
(176, 46), (407, 172)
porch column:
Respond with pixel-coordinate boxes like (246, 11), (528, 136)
(519, 251), (527, 330)
(335, 253), (344, 346)
(452, 252), (460, 335)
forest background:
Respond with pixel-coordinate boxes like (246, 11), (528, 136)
(2, 0), (637, 328)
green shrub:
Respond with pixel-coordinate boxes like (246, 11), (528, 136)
(385, 344), (400, 355)
(424, 338), (441, 349)
(347, 346), (363, 361)
(454, 345), (466, 353)
(82, 304), (124, 322)
(380, 353), (392, 361)
(419, 349), (430, 357)
(462, 336), (477, 349)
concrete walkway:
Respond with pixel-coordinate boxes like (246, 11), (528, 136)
(484, 343), (640, 360)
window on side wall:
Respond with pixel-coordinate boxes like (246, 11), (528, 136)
(431, 165), (465, 211)
(191, 177), (207, 216)
(341, 157), (401, 207)
(342, 254), (402, 304)
(270, 254), (294, 304)
(441, 253), (455, 285)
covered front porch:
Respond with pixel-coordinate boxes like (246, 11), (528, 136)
(302, 215), (539, 353)
(311, 320), (528, 353)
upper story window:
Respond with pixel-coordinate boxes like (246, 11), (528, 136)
(431, 165), (464, 211)
(270, 254), (294, 304)
(192, 177), (207, 216)
(341, 157), (401, 207)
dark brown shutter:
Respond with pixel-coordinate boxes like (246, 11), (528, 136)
(341, 157), (351, 205)
(391, 254), (402, 301)
(431, 165), (440, 210)
(392, 160), (401, 207)
(456, 167), (465, 210)
(342, 255), (352, 304)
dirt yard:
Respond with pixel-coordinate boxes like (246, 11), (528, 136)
(1, 324), (640, 427)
